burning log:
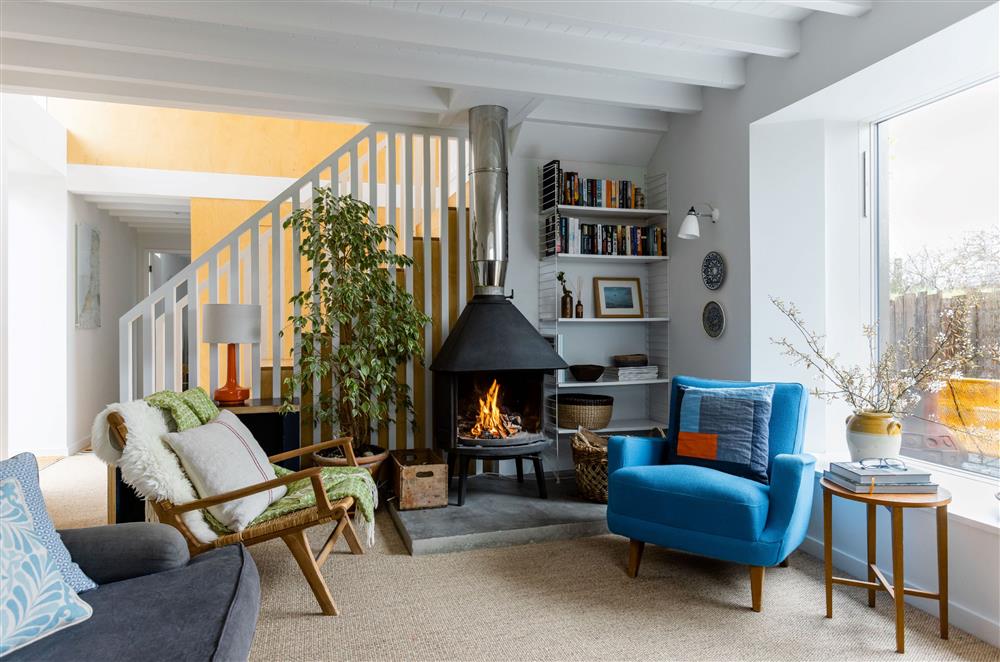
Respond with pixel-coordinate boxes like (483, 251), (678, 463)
(459, 379), (523, 439)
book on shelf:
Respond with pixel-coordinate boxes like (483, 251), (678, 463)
(823, 471), (938, 494)
(829, 461), (932, 485)
(605, 366), (658, 381)
(545, 216), (667, 257)
(541, 160), (647, 210)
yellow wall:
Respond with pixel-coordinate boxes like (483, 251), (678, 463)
(46, 98), (365, 177)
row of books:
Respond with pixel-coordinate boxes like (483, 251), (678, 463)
(545, 217), (668, 257)
(563, 172), (645, 209)
(604, 366), (658, 381)
(539, 160), (646, 210)
(824, 461), (937, 494)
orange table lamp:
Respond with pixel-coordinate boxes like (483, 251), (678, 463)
(202, 303), (261, 406)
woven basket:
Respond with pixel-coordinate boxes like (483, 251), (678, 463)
(555, 393), (613, 429)
(572, 427), (609, 503)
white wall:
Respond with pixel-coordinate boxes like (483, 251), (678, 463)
(1, 94), (143, 457)
(67, 194), (138, 453)
(3, 94), (70, 457)
(748, 120), (828, 450)
(646, 0), (993, 382)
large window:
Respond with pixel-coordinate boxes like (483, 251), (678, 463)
(875, 78), (999, 478)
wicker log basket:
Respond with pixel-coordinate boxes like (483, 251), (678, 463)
(554, 393), (614, 429)
(572, 427), (609, 503)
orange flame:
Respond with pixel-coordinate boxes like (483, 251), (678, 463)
(470, 379), (509, 438)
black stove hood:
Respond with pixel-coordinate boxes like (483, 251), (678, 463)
(430, 295), (567, 373)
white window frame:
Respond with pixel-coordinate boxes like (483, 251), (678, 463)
(866, 75), (999, 484)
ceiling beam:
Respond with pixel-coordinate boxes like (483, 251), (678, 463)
(774, 1), (872, 17)
(527, 101), (670, 134)
(0, 70), (441, 127)
(478, 1), (801, 57)
(2, 2), (703, 112)
(68, 1), (745, 88)
(1, 38), (449, 114)
(0, 2), (701, 113)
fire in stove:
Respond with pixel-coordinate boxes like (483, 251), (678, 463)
(464, 379), (523, 440)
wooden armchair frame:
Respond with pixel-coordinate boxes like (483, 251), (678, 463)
(106, 412), (363, 615)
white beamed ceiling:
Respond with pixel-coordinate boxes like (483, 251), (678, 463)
(0, 0), (870, 134)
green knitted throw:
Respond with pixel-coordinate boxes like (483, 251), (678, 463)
(203, 465), (378, 546)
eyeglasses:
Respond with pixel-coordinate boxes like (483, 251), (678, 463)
(859, 457), (908, 471)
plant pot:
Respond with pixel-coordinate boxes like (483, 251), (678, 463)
(845, 411), (902, 462)
(313, 444), (389, 478)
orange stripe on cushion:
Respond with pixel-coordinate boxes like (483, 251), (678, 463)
(677, 431), (718, 460)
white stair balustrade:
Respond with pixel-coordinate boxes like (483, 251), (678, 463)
(119, 126), (470, 450)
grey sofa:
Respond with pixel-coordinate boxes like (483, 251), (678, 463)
(8, 523), (260, 662)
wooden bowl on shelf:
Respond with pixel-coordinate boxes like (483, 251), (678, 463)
(611, 354), (648, 367)
(569, 364), (605, 382)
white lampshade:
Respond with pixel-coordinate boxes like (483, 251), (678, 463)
(678, 211), (700, 240)
(202, 304), (261, 344)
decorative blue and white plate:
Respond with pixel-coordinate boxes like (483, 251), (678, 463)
(702, 301), (726, 338)
(701, 251), (726, 291)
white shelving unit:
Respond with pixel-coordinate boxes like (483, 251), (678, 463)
(538, 166), (671, 438)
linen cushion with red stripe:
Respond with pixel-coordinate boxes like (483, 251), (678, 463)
(666, 384), (775, 484)
(162, 410), (286, 531)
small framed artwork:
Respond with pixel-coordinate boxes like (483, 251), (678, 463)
(593, 277), (644, 318)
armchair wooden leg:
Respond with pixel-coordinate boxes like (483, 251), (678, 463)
(283, 530), (338, 616)
(778, 557), (790, 568)
(341, 516), (365, 556)
(627, 539), (645, 578)
(750, 566), (765, 612)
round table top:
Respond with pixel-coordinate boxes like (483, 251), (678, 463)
(820, 477), (952, 508)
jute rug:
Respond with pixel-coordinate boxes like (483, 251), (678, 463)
(248, 514), (998, 661)
(39, 452), (107, 529)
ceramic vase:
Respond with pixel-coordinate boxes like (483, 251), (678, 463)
(845, 411), (902, 462)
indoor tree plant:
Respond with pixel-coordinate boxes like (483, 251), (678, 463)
(770, 296), (982, 461)
(281, 188), (429, 474)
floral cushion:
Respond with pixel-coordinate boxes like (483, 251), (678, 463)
(1, 478), (93, 656)
(0, 454), (95, 593)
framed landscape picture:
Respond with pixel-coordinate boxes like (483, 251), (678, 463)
(593, 277), (643, 318)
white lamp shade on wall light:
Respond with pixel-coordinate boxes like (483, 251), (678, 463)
(677, 204), (720, 240)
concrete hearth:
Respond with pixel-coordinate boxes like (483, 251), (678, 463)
(388, 473), (607, 555)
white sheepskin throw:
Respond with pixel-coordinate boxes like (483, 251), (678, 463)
(91, 401), (218, 544)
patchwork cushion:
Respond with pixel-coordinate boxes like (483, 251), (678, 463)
(608, 464), (770, 541)
(145, 391), (202, 431)
(668, 384), (774, 484)
(162, 411), (286, 531)
(0, 454), (95, 593)
(0, 477), (93, 656)
(179, 388), (220, 424)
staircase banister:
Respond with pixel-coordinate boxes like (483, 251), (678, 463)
(118, 125), (380, 324)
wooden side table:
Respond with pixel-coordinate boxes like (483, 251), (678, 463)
(821, 478), (952, 654)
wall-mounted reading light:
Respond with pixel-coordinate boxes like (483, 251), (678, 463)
(677, 204), (720, 240)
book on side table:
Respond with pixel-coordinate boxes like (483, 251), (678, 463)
(825, 461), (938, 494)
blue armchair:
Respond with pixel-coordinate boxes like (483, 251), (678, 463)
(607, 375), (815, 612)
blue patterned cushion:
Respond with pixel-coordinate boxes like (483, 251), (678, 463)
(0, 454), (96, 592)
(667, 385), (775, 484)
(1, 477), (93, 656)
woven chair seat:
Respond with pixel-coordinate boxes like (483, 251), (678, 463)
(208, 496), (354, 548)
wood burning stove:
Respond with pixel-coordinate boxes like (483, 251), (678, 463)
(432, 369), (555, 505)
(429, 106), (567, 505)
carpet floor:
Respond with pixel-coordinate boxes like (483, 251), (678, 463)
(39, 452), (107, 529)
(37, 455), (998, 660)
(248, 514), (997, 661)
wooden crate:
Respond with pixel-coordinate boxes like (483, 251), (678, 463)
(390, 449), (448, 510)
